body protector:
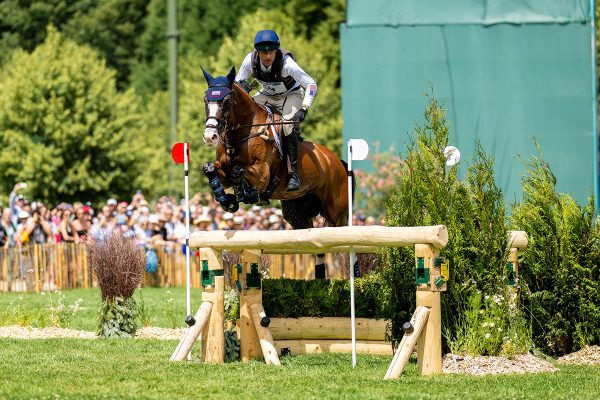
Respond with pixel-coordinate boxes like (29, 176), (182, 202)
(251, 49), (297, 92)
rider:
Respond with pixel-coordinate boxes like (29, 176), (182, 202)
(235, 29), (317, 191)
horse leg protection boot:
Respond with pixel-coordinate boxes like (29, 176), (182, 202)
(286, 129), (301, 191)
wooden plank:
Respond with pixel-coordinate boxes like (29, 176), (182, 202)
(269, 317), (387, 341)
(384, 306), (430, 379)
(189, 226), (449, 253)
(273, 340), (392, 355)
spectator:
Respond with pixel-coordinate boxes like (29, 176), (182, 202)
(221, 212), (235, 230)
(0, 208), (13, 248)
(193, 215), (212, 232)
(72, 206), (91, 242)
(59, 208), (77, 242)
(14, 210), (31, 246)
(9, 182), (27, 226)
(89, 206), (114, 241)
(25, 208), (52, 244)
(107, 198), (118, 216)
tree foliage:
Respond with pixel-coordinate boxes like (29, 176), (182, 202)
(511, 144), (600, 356)
(0, 0), (149, 89)
(0, 28), (154, 205)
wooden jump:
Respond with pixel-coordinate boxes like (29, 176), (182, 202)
(188, 225), (449, 253)
(172, 226), (527, 379)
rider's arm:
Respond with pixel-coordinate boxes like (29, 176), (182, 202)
(282, 57), (317, 109)
(234, 53), (253, 84)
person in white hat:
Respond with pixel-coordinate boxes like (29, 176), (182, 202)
(221, 212), (235, 230)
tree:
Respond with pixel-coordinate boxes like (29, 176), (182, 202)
(0, 1), (149, 89)
(0, 28), (153, 205)
(131, 0), (286, 99)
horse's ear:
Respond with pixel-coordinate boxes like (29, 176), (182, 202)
(201, 66), (213, 84)
(226, 66), (236, 84)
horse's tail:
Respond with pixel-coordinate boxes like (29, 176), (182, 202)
(340, 159), (356, 201)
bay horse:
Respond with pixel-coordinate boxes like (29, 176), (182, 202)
(200, 67), (351, 277)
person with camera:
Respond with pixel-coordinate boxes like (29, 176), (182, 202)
(23, 208), (52, 245)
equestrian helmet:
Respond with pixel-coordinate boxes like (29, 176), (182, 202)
(254, 30), (280, 51)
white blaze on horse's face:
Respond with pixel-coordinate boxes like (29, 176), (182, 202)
(203, 101), (221, 147)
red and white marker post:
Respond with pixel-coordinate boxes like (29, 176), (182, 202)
(171, 142), (192, 338)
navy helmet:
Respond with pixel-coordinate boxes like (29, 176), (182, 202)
(254, 30), (280, 52)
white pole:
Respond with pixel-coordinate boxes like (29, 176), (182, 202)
(347, 140), (357, 369)
(184, 142), (191, 360)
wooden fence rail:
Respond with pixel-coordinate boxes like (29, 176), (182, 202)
(0, 243), (339, 292)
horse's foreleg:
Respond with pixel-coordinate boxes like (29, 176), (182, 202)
(203, 162), (239, 212)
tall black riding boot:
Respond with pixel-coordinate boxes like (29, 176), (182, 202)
(286, 131), (301, 191)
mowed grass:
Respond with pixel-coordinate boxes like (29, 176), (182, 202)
(0, 287), (194, 330)
(0, 339), (599, 400)
(1, 289), (599, 399)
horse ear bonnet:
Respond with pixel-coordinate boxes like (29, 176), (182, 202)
(201, 66), (213, 84)
(226, 66), (236, 83)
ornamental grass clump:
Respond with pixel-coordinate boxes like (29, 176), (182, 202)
(87, 234), (145, 337)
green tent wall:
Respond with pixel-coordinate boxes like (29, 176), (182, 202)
(341, 0), (598, 205)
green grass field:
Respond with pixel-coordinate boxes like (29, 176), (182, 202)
(1, 288), (599, 399)
(0, 339), (598, 400)
(0, 287), (193, 330)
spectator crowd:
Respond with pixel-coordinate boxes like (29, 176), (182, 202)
(0, 182), (379, 250)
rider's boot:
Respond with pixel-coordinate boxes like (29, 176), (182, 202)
(286, 129), (301, 191)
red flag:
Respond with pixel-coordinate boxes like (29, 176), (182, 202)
(171, 142), (190, 164)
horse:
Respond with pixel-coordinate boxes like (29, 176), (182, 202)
(200, 66), (351, 278)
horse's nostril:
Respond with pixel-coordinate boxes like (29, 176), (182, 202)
(212, 134), (217, 141)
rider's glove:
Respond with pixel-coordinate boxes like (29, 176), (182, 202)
(293, 106), (308, 123)
(237, 80), (251, 93)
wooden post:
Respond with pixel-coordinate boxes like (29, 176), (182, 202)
(239, 250), (262, 362)
(199, 248), (224, 364)
(415, 244), (442, 375)
(384, 305), (430, 379)
(202, 275), (225, 363)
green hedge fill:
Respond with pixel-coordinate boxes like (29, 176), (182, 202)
(262, 277), (386, 319)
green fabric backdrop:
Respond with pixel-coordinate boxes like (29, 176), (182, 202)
(341, 0), (597, 205)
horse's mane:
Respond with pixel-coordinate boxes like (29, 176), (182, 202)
(231, 82), (268, 121)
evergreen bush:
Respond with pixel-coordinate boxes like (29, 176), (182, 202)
(262, 277), (386, 319)
(511, 144), (600, 356)
(383, 92), (530, 354)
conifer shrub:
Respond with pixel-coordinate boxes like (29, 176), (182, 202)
(87, 234), (145, 337)
(382, 93), (530, 355)
(511, 145), (600, 356)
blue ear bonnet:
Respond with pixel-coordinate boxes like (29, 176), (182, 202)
(205, 86), (232, 101)
(205, 76), (233, 100)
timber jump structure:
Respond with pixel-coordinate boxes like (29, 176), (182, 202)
(171, 225), (528, 378)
